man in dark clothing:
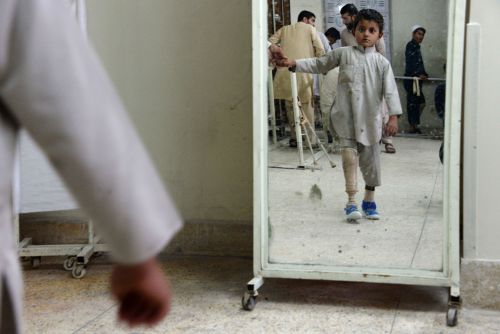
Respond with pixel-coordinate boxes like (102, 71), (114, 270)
(404, 25), (428, 134)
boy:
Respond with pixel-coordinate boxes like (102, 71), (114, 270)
(276, 9), (402, 221)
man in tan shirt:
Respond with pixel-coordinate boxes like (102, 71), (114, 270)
(269, 10), (325, 147)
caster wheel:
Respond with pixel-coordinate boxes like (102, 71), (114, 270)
(63, 257), (76, 271)
(242, 292), (256, 311)
(72, 265), (87, 279)
(446, 307), (458, 327)
(439, 142), (444, 164)
(31, 257), (41, 268)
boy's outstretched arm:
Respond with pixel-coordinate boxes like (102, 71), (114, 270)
(275, 58), (296, 68)
(295, 50), (340, 74)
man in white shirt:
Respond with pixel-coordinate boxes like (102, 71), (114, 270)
(0, 2), (182, 332)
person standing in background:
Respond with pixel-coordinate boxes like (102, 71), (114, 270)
(269, 10), (325, 147)
(404, 25), (428, 134)
(325, 27), (340, 50)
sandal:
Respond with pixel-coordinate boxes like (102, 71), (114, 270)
(385, 143), (396, 154)
(289, 139), (297, 148)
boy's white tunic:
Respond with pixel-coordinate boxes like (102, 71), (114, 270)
(296, 45), (402, 146)
(0, 1), (182, 331)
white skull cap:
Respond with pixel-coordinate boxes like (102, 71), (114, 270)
(411, 25), (425, 34)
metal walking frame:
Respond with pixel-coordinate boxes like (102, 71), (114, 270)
(269, 67), (336, 170)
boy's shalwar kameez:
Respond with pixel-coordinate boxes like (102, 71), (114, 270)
(296, 45), (402, 186)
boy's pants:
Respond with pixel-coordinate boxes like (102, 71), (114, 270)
(285, 100), (316, 144)
(340, 139), (381, 192)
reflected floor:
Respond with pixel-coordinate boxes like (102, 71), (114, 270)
(268, 136), (443, 270)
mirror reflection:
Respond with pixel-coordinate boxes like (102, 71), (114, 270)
(267, 0), (448, 270)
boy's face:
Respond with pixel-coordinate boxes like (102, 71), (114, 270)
(354, 19), (382, 48)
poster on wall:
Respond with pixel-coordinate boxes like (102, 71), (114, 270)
(324, 0), (391, 60)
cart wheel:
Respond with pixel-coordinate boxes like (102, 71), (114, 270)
(242, 292), (256, 311)
(63, 256), (76, 271)
(446, 306), (458, 327)
(31, 257), (41, 268)
(72, 265), (87, 279)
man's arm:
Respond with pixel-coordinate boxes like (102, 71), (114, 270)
(268, 27), (282, 46)
(311, 28), (326, 57)
(1, 1), (182, 327)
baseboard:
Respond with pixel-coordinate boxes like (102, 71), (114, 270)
(461, 258), (500, 310)
(19, 213), (253, 258)
(21, 214), (499, 311)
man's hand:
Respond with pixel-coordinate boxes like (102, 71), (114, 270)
(111, 257), (172, 328)
(419, 74), (428, 80)
(274, 58), (296, 68)
(268, 44), (285, 62)
(385, 115), (398, 137)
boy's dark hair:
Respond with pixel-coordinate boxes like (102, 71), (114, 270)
(325, 27), (340, 40)
(352, 9), (384, 33)
(297, 10), (315, 22)
(340, 4), (358, 16)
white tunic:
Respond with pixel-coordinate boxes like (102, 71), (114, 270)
(0, 2), (182, 331)
(296, 45), (402, 146)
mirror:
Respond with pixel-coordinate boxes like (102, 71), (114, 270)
(266, 0), (449, 271)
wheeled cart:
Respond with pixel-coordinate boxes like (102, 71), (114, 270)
(15, 215), (109, 279)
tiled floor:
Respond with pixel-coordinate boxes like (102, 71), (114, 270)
(22, 255), (500, 333)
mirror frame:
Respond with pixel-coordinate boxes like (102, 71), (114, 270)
(252, 0), (466, 291)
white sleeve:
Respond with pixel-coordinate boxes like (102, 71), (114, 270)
(0, 1), (183, 264)
(296, 49), (340, 74)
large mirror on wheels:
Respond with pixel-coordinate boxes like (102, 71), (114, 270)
(265, 0), (452, 271)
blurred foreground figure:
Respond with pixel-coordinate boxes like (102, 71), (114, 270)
(0, 2), (182, 332)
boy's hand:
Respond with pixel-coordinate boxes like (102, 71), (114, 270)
(385, 115), (398, 137)
(111, 257), (172, 328)
(275, 58), (296, 68)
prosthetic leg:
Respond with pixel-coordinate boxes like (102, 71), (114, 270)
(289, 68), (336, 170)
(342, 148), (362, 222)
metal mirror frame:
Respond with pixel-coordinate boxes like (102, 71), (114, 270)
(252, 0), (466, 297)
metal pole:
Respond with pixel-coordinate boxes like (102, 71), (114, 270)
(268, 68), (277, 144)
(271, 0), (276, 34)
(290, 70), (304, 166)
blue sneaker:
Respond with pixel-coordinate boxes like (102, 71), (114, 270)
(345, 204), (362, 221)
(362, 201), (380, 220)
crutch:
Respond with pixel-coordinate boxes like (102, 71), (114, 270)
(268, 67), (278, 145)
(289, 68), (336, 169)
